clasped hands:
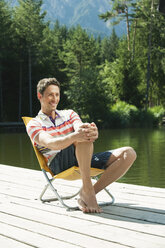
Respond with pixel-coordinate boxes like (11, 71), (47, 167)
(75, 122), (98, 143)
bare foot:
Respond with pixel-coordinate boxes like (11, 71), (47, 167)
(78, 188), (102, 213)
(77, 198), (88, 213)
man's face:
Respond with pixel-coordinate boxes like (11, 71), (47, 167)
(38, 84), (60, 115)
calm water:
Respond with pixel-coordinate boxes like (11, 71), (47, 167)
(0, 128), (165, 188)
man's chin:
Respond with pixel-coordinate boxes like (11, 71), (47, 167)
(50, 105), (57, 110)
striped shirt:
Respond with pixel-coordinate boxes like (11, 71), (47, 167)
(26, 109), (82, 165)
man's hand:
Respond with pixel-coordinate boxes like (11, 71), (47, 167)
(75, 122), (98, 143)
(87, 122), (98, 142)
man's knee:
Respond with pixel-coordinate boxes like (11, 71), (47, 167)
(112, 146), (136, 163)
(124, 146), (137, 163)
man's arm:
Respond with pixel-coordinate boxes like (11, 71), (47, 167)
(34, 125), (93, 151)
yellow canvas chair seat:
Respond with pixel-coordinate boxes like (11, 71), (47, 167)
(22, 116), (115, 210)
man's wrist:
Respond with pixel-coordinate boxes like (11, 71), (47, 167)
(71, 132), (78, 143)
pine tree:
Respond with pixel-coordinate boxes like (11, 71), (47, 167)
(99, 0), (138, 52)
(61, 25), (99, 116)
(0, 0), (13, 121)
(100, 28), (119, 63)
(13, 0), (46, 116)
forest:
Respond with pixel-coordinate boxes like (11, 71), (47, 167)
(0, 0), (165, 128)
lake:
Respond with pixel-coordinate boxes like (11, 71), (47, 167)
(0, 128), (165, 188)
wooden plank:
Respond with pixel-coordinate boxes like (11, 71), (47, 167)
(1, 163), (165, 200)
(12, 196), (165, 235)
(0, 164), (164, 194)
(0, 202), (165, 248)
(103, 205), (165, 224)
(0, 222), (79, 248)
(1, 169), (165, 203)
(1, 164), (165, 248)
(0, 212), (126, 248)
(1, 189), (165, 237)
(5, 196), (165, 237)
(0, 235), (34, 248)
(0, 176), (165, 218)
(0, 179), (165, 213)
(111, 182), (165, 194)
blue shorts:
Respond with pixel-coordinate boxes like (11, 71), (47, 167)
(49, 145), (112, 175)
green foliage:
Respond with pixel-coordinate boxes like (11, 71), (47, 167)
(14, 0), (46, 46)
(149, 106), (165, 125)
(107, 101), (165, 128)
(100, 29), (119, 63)
(61, 25), (105, 122)
(99, 42), (144, 108)
(109, 101), (139, 128)
(0, 0), (12, 51)
(130, 0), (165, 107)
(99, 0), (138, 51)
(0, 0), (15, 121)
(0, 0), (165, 128)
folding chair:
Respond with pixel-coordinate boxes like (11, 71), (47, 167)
(22, 116), (115, 211)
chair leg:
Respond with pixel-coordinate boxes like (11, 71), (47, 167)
(100, 187), (115, 206)
(40, 170), (115, 211)
(93, 176), (115, 207)
(39, 170), (80, 210)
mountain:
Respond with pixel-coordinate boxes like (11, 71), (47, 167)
(8, 0), (126, 37)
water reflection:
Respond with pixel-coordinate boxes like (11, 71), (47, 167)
(94, 128), (165, 188)
(0, 133), (38, 170)
(0, 128), (165, 188)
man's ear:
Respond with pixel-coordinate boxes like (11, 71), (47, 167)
(37, 92), (42, 100)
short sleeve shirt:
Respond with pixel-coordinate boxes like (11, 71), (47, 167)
(26, 109), (82, 165)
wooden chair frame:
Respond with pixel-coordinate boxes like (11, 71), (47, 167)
(22, 116), (115, 211)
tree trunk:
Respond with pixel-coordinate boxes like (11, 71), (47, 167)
(18, 60), (23, 120)
(146, 0), (154, 110)
(0, 60), (3, 121)
(146, 21), (152, 110)
(125, 7), (130, 51)
(132, 19), (137, 61)
(28, 47), (32, 116)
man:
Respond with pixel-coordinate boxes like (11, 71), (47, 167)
(27, 77), (136, 213)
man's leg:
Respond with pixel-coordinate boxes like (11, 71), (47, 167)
(93, 146), (137, 194)
(74, 141), (101, 213)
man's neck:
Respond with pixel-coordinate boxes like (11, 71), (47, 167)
(41, 109), (56, 119)
(50, 111), (56, 119)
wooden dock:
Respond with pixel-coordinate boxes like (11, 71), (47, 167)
(0, 164), (165, 248)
